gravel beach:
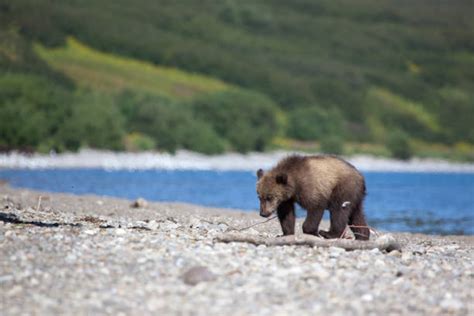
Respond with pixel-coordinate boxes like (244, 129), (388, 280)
(1, 184), (472, 315)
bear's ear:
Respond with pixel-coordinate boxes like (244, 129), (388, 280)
(257, 169), (264, 179)
(275, 173), (287, 185)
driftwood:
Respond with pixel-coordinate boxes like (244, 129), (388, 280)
(215, 233), (401, 252)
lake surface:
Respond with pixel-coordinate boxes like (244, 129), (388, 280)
(0, 169), (473, 235)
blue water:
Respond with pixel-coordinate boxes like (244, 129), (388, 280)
(0, 169), (473, 235)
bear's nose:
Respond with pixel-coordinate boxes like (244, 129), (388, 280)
(260, 210), (271, 218)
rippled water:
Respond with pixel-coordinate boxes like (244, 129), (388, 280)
(0, 169), (473, 235)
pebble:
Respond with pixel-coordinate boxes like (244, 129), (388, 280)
(114, 228), (127, 236)
(7, 285), (22, 297)
(130, 198), (148, 209)
(369, 248), (380, 254)
(374, 259), (386, 268)
(440, 297), (464, 311)
(361, 294), (374, 302)
(181, 266), (217, 286)
(387, 250), (402, 257)
(310, 264), (330, 280)
(0, 274), (14, 283)
(329, 246), (345, 258)
(147, 220), (159, 230)
(401, 252), (413, 264)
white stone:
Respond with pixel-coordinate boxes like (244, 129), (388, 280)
(440, 298), (464, 311)
(361, 294), (374, 302)
(374, 259), (386, 268)
(115, 228), (127, 236)
(147, 220), (159, 230)
(329, 246), (345, 258)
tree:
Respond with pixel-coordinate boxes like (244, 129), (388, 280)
(192, 89), (282, 153)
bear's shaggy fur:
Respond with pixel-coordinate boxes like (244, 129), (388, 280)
(256, 155), (370, 240)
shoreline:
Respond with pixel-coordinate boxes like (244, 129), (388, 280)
(1, 185), (473, 315)
(1, 149), (474, 173)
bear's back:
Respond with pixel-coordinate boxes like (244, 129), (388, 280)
(298, 156), (363, 201)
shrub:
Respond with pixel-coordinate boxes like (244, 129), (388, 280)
(119, 92), (227, 154)
(320, 136), (344, 155)
(191, 89), (281, 153)
(62, 91), (125, 151)
(287, 106), (345, 141)
(387, 130), (413, 160)
(124, 132), (156, 151)
(0, 73), (73, 151)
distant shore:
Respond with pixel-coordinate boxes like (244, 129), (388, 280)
(1, 149), (474, 173)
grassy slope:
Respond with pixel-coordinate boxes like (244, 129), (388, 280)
(34, 37), (231, 100)
(1, 0), (474, 159)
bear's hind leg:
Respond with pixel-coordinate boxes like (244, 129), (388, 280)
(277, 200), (295, 236)
(349, 201), (370, 240)
(319, 208), (349, 239)
(302, 208), (324, 236)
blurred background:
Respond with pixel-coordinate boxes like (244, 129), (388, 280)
(1, 0), (473, 159)
(0, 0), (473, 234)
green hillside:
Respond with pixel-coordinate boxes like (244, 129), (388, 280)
(35, 37), (230, 100)
(1, 0), (473, 160)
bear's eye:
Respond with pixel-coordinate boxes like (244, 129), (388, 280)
(265, 196), (273, 202)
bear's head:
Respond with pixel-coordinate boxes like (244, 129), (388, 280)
(256, 168), (293, 217)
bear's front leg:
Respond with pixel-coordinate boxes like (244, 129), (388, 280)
(302, 208), (324, 236)
(277, 200), (295, 236)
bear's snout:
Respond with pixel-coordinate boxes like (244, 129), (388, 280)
(259, 209), (273, 217)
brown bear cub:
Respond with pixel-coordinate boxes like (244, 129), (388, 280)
(256, 155), (370, 240)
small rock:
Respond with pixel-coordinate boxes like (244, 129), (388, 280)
(147, 220), (159, 230)
(425, 270), (436, 278)
(310, 263), (330, 280)
(388, 250), (402, 257)
(163, 221), (179, 230)
(412, 246), (426, 255)
(0, 275), (14, 283)
(30, 278), (39, 286)
(189, 217), (201, 228)
(374, 259), (386, 268)
(361, 294), (373, 302)
(65, 254), (77, 263)
(7, 285), (22, 297)
(369, 248), (380, 254)
(445, 244), (460, 251)
(115, 228), (127, 236)
(217, 223), (228, 232)
(440, 298), (464, 311)
(181, 266), (217, 286)
(401, 252), (413, 264)
(441, 263), (453, 271)
(246, 228), (259, 235)
(376, 234), (401, 252)
(329, 246), (345, 258)
(131, 198), (148, 208)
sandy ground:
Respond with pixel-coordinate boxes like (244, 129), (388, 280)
(0, 184), (473, 315)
